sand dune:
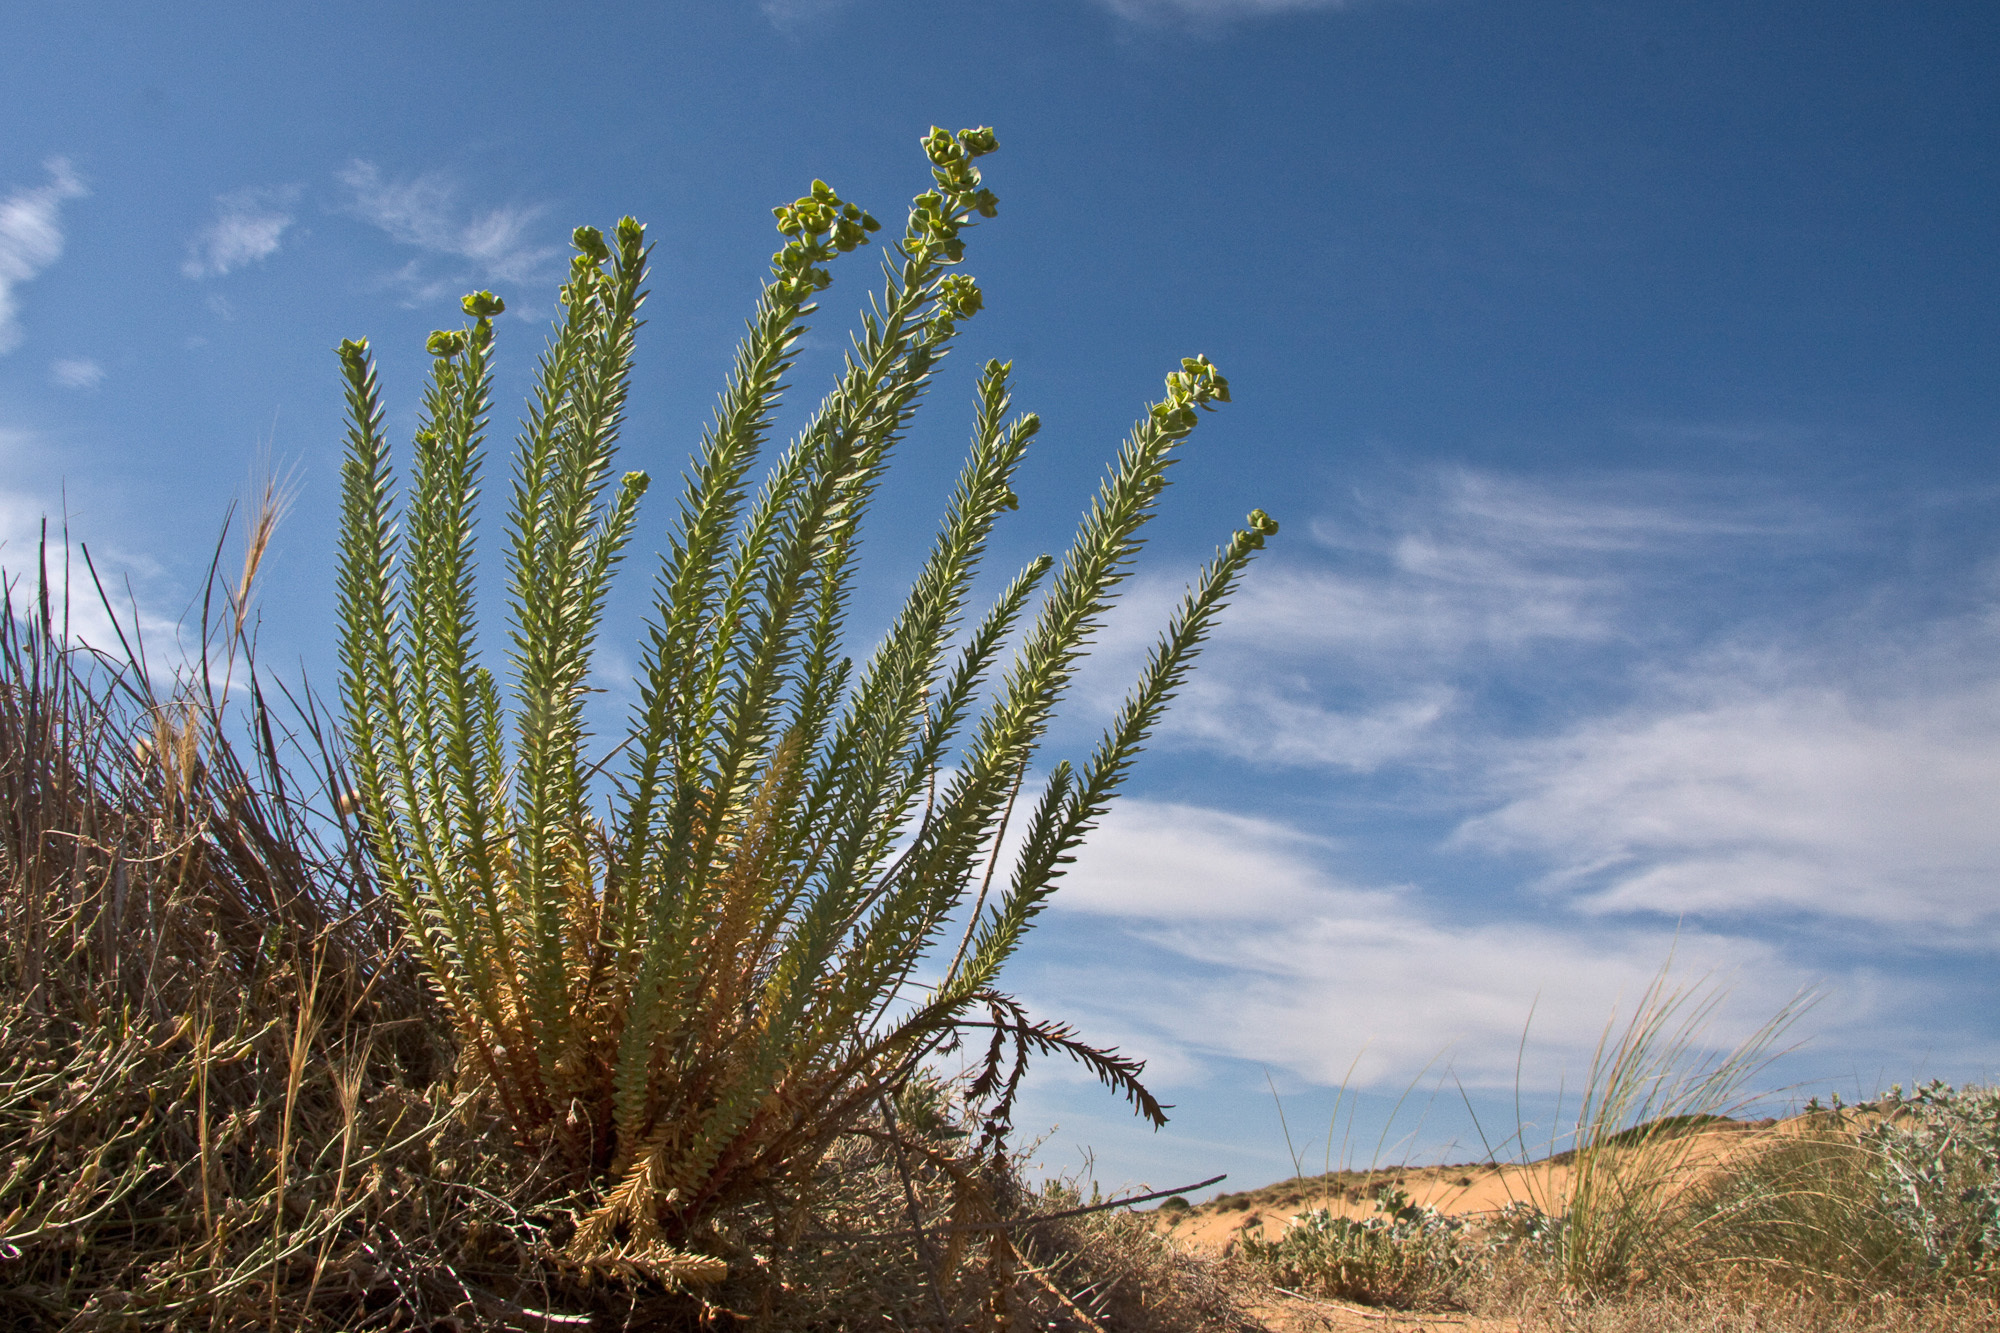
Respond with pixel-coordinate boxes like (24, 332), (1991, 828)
(1152, 1114), (1839, 1332)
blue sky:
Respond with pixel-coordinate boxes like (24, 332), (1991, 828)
(3, 0), (1997, 1197)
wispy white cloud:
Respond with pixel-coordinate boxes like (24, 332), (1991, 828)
(1011, 462), (1998, 1184)
(1044, 799), (1824, 1092)
(183, 186), (299, 279)
(0, 426), (173, 652)
(49, 358), (103, 390)
(1169, 679), (1459, 771)
(1095, 0), (1361, 22)
(760, 0), (852, 28)
(0, 159), (87, 355)
(1097, 465), (2000, 945)
(337, 160), (560, 293)
(1459, 656), (2000, 940)
(1415, 468), (1800, 553)
(1088, 467), (1800, 772)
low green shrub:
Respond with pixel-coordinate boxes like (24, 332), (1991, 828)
(1866, 1081), (2000, 1282)
(1241, 1186), (1485, 1309)
(1021, 1178), (1259, 1333)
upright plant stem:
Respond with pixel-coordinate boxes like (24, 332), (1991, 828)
(332, 126), (1277, 1264)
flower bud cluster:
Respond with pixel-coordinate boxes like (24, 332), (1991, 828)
(465, 291), (504, 353)
(563, 217), (647, 310)
(927, 272), (985, 337)
(423, 289), (507, 373)
(572, 225), (612, 264)
(1150, 355), (1232, 431)
(769, 180), (881, 302)
(906, 126), (1000, 267)
(1241, 508), (1280, 550)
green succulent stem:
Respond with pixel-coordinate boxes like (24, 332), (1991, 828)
(333, 127), (1274, 1254)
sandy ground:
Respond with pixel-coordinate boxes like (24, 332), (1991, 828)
(1162, 1117), (1800, 1253)
(1159, 1157), (1577, 1255)
(1243, 1290), (1524, 1332)
(1151, 1115), (1824, 1333)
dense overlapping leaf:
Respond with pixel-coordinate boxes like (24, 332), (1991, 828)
(335, 126), (1276, 1275)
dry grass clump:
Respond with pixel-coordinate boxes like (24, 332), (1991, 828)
(0, 544), (1261, 1329)
(736, 1107), (1256, 1331)
(1662, 1114), (1923, 1297)
(1012, 1180), (1260, 1333)
(0, 546), (496, 1328)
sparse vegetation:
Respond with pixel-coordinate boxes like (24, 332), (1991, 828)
(0, 127), (1282, 1329)
(0, 124), (1995, 1333)
(1207, 981), (2000, 1329)
(1242, 1185), (1484, 1308)
(1161, 1096), (2000, 1329)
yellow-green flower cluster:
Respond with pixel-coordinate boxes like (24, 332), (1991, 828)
(422, 291), (507, 388)
(771, 179), (882, 300)
(907, 124), (1000, 268)
(1150, 354), (1232, 431)
(563, 219), (648, 310)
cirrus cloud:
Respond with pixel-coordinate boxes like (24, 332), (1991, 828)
(1039, 799), (1828, 1093)
(0, 159), (87, 355)
(1029, 462), (2000, 1112)
(49, 357), (103, 390)
(1459, 663), (2000, 940)
(337, 160), (561, 297)
(183, 186), (300, 279)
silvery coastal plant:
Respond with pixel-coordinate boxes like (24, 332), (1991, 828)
(335, 125), (1277, 1280)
